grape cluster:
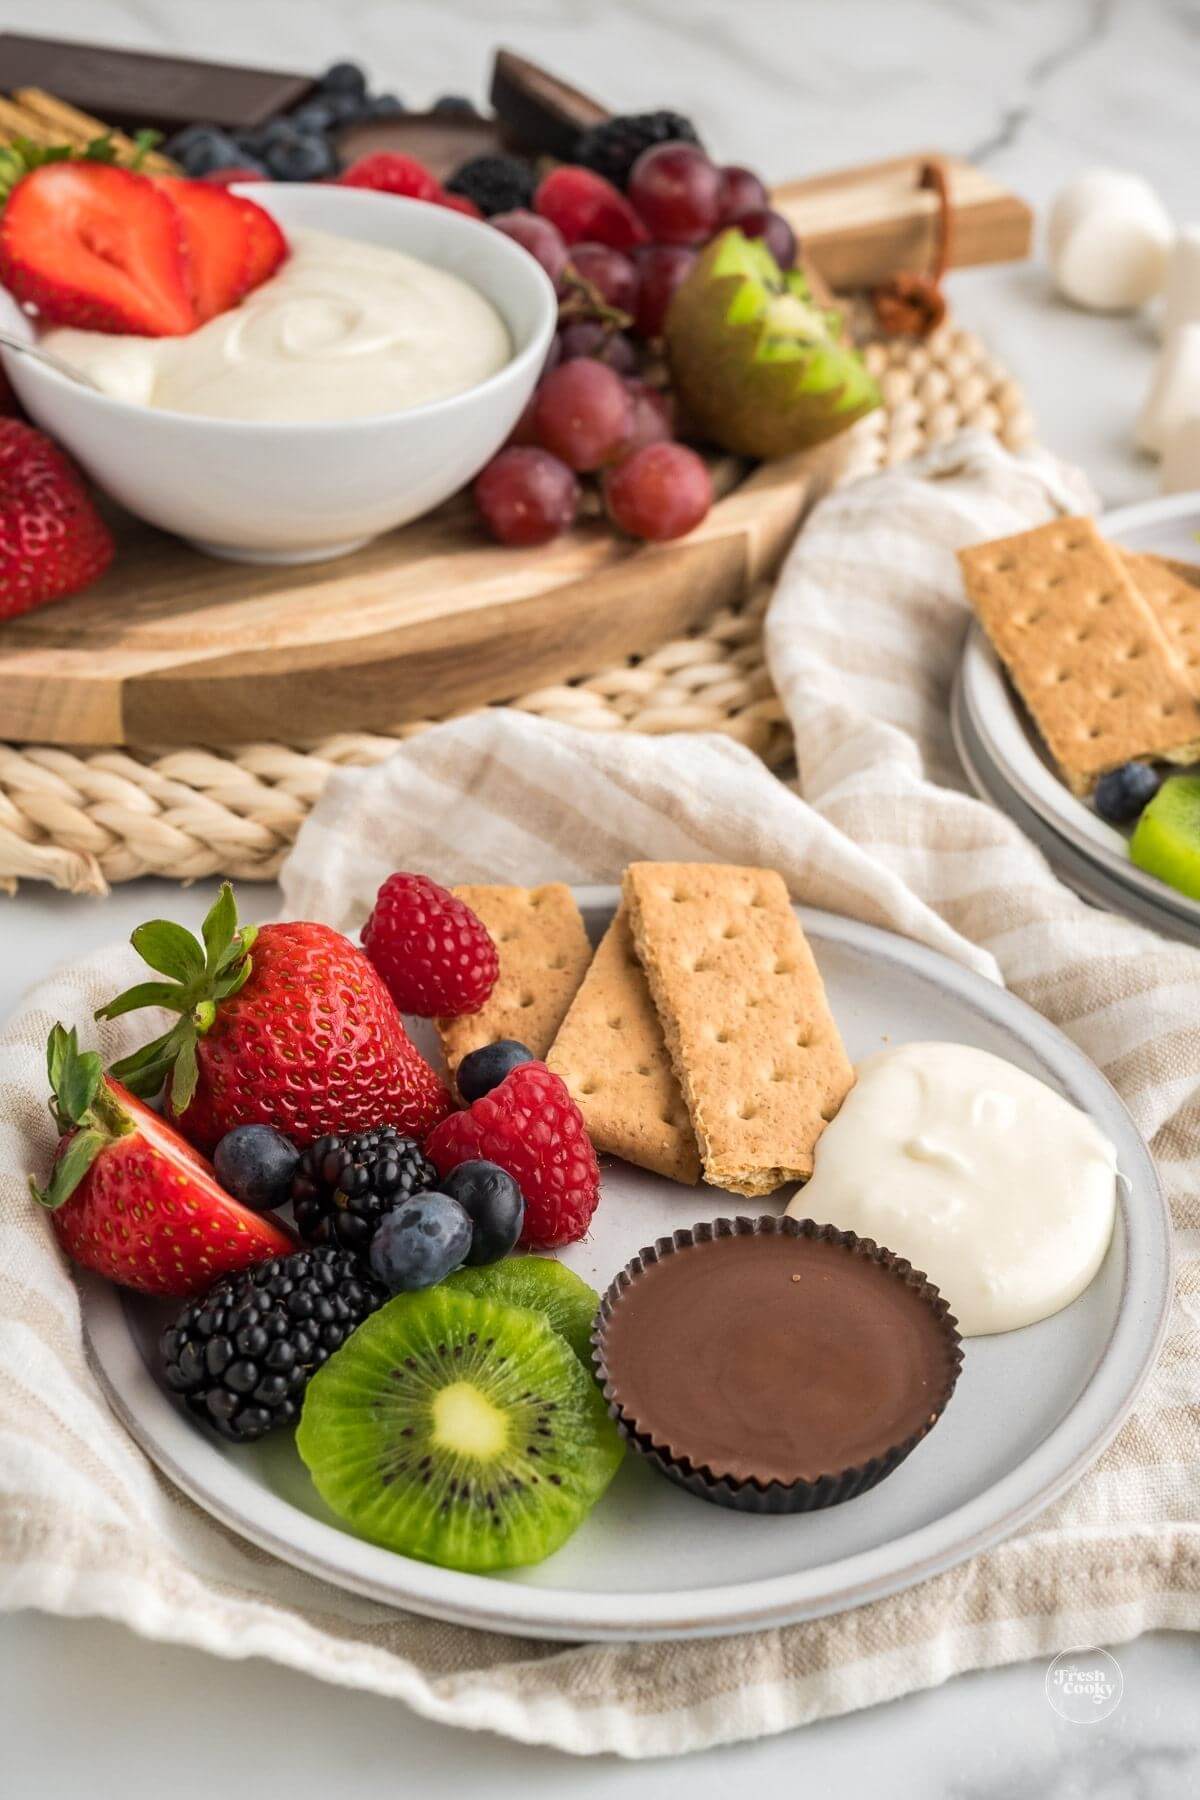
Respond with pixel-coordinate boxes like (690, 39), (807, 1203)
(472, 137), (793, 548)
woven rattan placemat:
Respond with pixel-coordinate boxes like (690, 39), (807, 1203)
(0, 323), (1031, 894)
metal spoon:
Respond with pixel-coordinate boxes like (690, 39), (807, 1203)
(0, 328), (104, 392)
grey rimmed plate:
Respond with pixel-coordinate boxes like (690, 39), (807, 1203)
(81, 888), (1172, 1642)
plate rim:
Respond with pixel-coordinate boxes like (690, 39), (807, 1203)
(82, 890), (1174, 1642)
(959, 492), (1200, 931)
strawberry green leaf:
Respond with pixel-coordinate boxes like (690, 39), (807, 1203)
(29, 1127), (109, 1211)
(94, 980), (187, 1022)
(107, 1025), (183, 1094)
(201, 881), (238, 973)
(44, 1022), (104, 1129)
(129, 918), (206, 986)
(171, 1030), (200, 1115)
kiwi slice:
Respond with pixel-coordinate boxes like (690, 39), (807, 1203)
(296, 1285), (623, 1572)
(443, 1257), (599, 1371)
(1130, 774), (1200, 899)
(664, 229), (880, 459)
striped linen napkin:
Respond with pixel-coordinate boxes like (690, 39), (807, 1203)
(3, 433), (1198, 1758)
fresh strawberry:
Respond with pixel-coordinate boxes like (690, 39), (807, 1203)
(235, 198), (288, 291)
(96, 882), (450, 1155)
(361, 872), (499, 1018)
(534, 166), (650, 251)
(438, 192), (484, 219)
(200, 166), (275, 187)
(338, 152), (443, 202)
(30, 1025), (295, 1297)
(0, 162), (196, 336)
(0, 421), (114, 620)
(151, 176), (252, 322)
(426, 1061), (600, 1248)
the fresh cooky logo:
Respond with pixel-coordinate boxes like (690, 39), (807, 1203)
(1044, 1648), (1124, 1722)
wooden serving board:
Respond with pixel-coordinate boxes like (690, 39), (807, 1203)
(0, 448), (838, 748)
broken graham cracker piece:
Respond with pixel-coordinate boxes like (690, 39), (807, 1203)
(622, 863), (854, 1197)
(435, 883), (593, 1084)
(547, 905), (701, 1185)
(1120, 550), (1200, 686)
(959, 516), (1200, 794)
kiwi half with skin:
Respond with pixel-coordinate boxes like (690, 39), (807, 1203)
(1130, 773), (1200, 899)
(664, 229), (880, 458)
(296, 1285), (623, 1572)
(443, 1257), (599, 1371)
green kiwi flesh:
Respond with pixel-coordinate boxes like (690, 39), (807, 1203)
(296, 1285), (623, 1572)
(664, 228), (880, 458)
(443, 1257), (599, 1371)
(1130, 774), (1200, 899)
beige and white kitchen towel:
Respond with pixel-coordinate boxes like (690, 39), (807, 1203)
(3, 433), (1199, 1759)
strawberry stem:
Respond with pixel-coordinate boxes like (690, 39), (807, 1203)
(30, 1023), (133, 1211)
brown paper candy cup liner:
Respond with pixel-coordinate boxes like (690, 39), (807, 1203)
(592, 1214), (963, 1515)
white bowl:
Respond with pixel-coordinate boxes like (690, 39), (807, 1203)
(0, 185), (557, 563)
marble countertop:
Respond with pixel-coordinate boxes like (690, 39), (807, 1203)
(2, 1), (1199, 1793)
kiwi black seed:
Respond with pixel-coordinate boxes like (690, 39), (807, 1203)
(442, 1257), (600, 1371)
(296, 1285), (624, 1572)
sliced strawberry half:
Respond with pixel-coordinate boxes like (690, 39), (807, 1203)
(233, 196), (288, 294)
(151, 175), (253, 322)
(0, 162), (197, 337)
(31, 1024), (295, 1297)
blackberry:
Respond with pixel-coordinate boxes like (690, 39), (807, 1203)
(161, 1248), (385, 1443)
(574, 111), (704, 191)
(290, 1127), (439, 1255)
(446, 153), (536, 217)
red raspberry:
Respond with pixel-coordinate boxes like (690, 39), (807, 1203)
(534, 165), (650, 251)
(438, 192), (484, 219)
(338, 153), (443, 202)
(426, 1062), (600, 1248)
(361, 872), (499, 1018)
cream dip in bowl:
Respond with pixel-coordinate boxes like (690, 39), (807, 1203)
(0, 185), (556, 562)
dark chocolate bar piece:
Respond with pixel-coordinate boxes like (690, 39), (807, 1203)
(0, 34), (313, 132)
(489, 48), (607, 159)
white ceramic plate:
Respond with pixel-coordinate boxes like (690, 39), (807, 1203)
(959, 492), (1200, 937)
(82, 889), (1172, 1643)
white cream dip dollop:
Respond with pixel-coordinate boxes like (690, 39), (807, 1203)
(786, 1041), (1118, 1336)
(39, 226), (512, 423)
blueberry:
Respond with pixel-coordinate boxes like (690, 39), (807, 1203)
(165, 124), (246, 177)
(214, 1125), (299, 1212)
(319, 60), (368, 98)
(441, 1161), (525, 1266)
(433, 94), (479, 117)
(289, 100), (337, 134)
(1094, 761), (1162, 825)
(368, 1194), (473, 1293)
(367, 93), (406, 118)
(457, 1039), (535, 1104)
(265, 131), (338, 181)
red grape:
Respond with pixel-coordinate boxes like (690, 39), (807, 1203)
(566, 242), (640, 314)
(490, 210), (569, 292)
(716, 165), (768, 224)
(533, 360), (634, 471)
(633, 244), (697, 338)
(535, 165), (650, 251)
(604, 442), (712, 541)
(559, 321), (638, 375)
(731, 206), (796, 269)
(474, 447), (580, 546)
(620, 380), (674, 455)
(628, 142), (721, 245)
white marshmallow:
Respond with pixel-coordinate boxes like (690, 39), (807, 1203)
(1137, 322), (1200, 454)
(1162, 226), (1200, 341)
(1048, 169), (1173, 311)
(1160, 414), (1200, 492)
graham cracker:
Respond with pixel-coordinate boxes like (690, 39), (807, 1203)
(959, 517), (1200, 793)
(547, 906), (701, 1185)
(622, 863), (854, 1197)
(1121, 550), (1200, 686)
(435, 884), (593, 1084)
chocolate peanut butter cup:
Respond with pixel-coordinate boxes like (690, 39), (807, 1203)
(593, 1215), (962, 1513)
